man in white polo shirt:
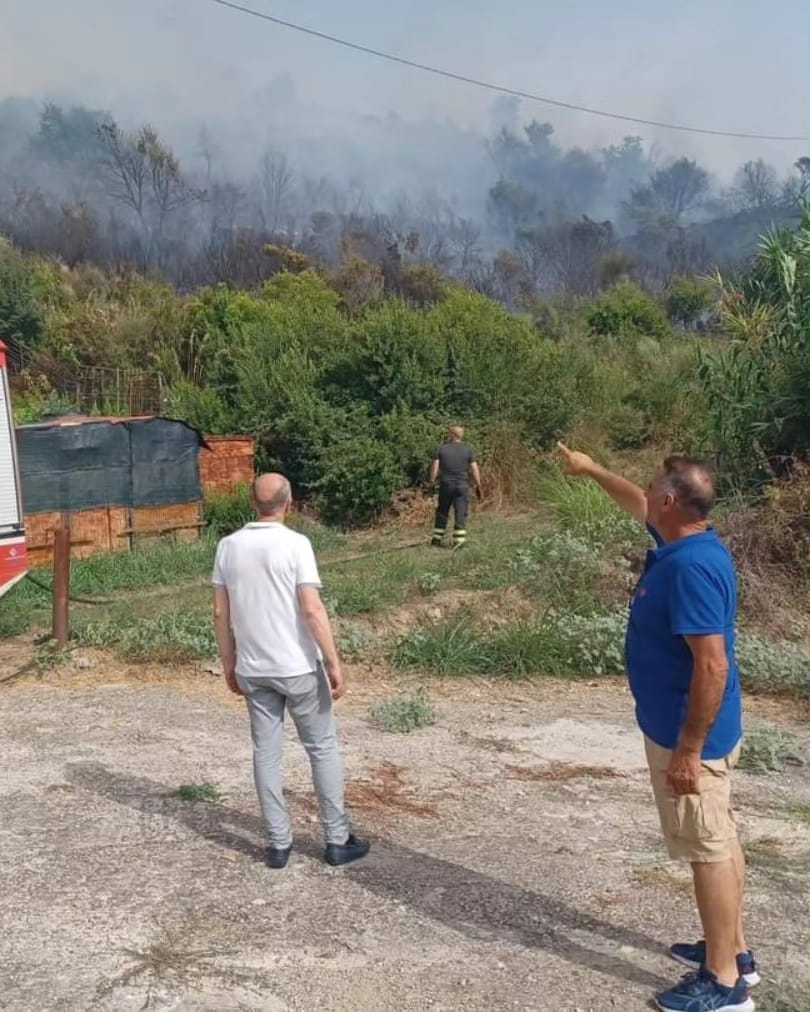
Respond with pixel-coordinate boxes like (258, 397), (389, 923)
(212, 473), (369, 869)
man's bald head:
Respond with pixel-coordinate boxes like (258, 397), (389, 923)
(449, 426), (465, 442)
(660, 455), (716, 522)
(252, 473), (292, 518)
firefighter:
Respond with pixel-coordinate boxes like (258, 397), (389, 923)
(430, 426), (482, 549)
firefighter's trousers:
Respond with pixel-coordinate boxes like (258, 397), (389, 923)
(432, 482), (469, 547)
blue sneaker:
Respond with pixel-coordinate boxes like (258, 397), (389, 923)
(670, 940), (761, 987)
(656, 968), (755, 1012)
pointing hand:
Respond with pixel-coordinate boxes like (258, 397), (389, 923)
(556, 441), (595, 478)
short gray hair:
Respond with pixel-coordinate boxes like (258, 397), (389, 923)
(661, 455), (715, 520)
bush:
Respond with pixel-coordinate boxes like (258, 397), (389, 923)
(417, 571), (442, 596)
(586, 280), (670, 344)
(509, 531), (604, 605)
(605, 402), (649, 450)
(315, 436), (405, 526)
(204, 485), (254, 538)
(665, 276), (715, 328)
(336, 621), (375, 657)
(737, 634), (810, 699)
(369, 689), (436, 733)
(739, 727), (806, 773)
(174, 783), (225, 803)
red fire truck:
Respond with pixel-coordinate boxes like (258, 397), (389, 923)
(0, 340), (27, 597)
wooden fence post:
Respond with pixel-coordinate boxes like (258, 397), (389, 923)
(52, 516), (71, 649)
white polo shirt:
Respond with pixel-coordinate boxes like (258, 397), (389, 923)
(212, 522), (323, 679)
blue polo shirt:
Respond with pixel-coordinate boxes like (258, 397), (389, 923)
(625, 526), (742, 760)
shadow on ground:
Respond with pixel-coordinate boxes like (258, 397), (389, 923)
(67, 761), (668, 992)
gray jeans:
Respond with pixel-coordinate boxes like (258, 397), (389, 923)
(238, 669), (349, 848)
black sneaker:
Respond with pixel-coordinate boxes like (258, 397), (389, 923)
(324, 834), (370, 867)
(265, 845), (292, 869)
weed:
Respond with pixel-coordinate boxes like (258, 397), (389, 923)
(395, 616), (495, 676)
(174, 783), (225, 804)
(75, 610), (215, 661)
(35, 641), (64, 675)
(740, 728), (806, 773)
(788, 802), (810, 823)
(737, 634), (810, 699)
(417, 571), (442, 596)
(369, 689), (436, 733)
(336, 621), (375, 658)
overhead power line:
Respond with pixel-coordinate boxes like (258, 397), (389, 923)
(211, 0), (810, 143)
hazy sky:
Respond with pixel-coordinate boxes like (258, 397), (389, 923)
(4, 0), (809, 175)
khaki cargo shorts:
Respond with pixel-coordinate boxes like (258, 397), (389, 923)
(644, 736), (741, 864)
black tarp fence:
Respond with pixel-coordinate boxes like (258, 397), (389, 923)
(16, 417), (205, 515)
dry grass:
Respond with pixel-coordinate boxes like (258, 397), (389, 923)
(720, 468), (810, 631)
(346, 762), (440, 819)
(633, 866), (693, 896)
(386, 489), (437, 528)
(505, 762), (625, 782)
(743, 836), (785, 869)
(300, 762), (440, 820)
(458, 732), (525, 754)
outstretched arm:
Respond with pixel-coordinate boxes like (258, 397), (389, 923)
(556, 442), (647, 525)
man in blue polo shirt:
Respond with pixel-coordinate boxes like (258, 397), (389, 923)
(558, 444), (756, 1012)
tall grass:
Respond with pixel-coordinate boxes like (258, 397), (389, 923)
(540, 465), (640, 546)
(395, 610), (628, 680)
(69, 539), (215, 595)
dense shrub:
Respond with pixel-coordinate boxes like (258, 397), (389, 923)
(0, 238), (712, 525)
(665, 276), (715, 328)
(314, 436), (405, 526)
(586, 280), (671, 344)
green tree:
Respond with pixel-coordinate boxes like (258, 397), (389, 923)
(0, 242), (45, 364)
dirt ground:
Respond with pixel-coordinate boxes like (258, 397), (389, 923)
(1, 641), (809, 1012)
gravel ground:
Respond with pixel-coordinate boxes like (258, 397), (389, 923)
(1, 650), (808, 1011)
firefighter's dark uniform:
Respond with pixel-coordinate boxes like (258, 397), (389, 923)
(432, 441), (477, 547)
